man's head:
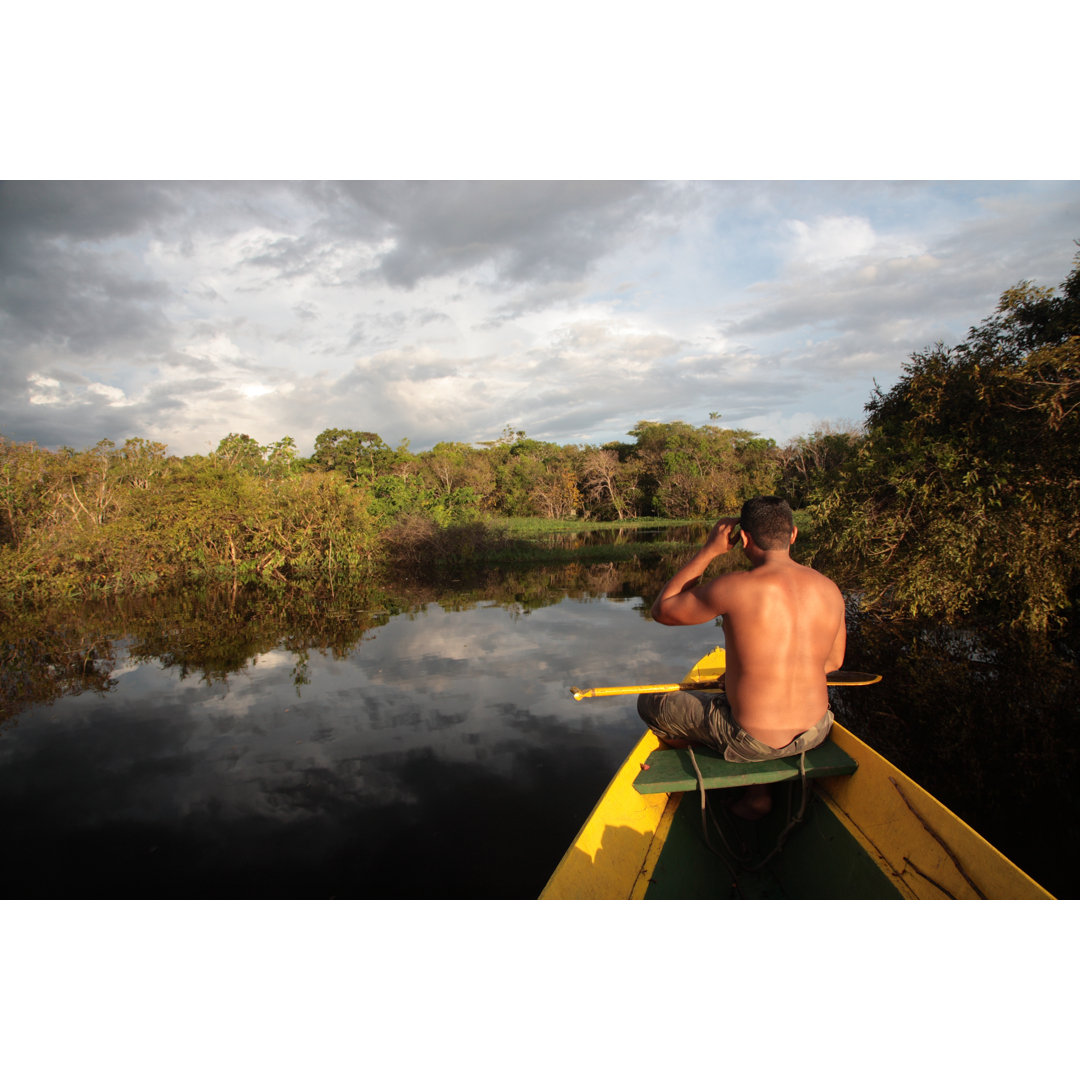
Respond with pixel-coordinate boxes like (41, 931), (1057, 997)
(739, 496), (796, 551)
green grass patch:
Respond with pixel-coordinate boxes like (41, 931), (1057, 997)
(495, 517), (705, 537)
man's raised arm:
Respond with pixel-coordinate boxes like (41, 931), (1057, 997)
(651, 518), (741, 626)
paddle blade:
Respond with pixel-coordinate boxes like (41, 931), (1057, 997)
(570, 683), (682, 700)
(826, 670), (882, 686)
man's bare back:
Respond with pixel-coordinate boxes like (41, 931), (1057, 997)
(650, 506), (846, 748)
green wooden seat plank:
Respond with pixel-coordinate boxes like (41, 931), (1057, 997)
(631, 739), (858, 794)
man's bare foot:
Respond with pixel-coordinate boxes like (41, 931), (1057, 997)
(729, 784), (772, 821)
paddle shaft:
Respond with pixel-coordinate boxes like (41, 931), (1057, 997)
(570, 670), (881, 701)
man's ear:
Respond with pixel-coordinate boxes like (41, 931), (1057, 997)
(790, 525), (798, 546)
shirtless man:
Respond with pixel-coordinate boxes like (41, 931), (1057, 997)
(638, 496), (846, 819)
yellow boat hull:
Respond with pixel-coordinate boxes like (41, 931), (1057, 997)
(541, 648), (1053, 900)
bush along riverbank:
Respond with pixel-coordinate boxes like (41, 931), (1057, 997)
(0, 417), (782, 604)
(0, 436), (714, 606)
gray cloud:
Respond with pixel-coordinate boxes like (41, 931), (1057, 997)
(177, 181), (679, 294)
(346, 308), (454, 351)
(328, 180), (687, 288)
(479, 280), (590, 328)
(0, 181), (183, 242)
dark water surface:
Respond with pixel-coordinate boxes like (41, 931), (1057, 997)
(2, 541), (1076, 899)
(1, 554), (714, 898)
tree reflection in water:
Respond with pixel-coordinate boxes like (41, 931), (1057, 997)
(1, 536), (1076, 898)
(834, 613), (1079, 899)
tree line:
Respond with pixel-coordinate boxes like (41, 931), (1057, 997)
(0, 417), (792, 602)
(2, 250), (1077, 630)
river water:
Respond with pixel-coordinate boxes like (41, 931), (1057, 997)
(2, 537), (1076, 898)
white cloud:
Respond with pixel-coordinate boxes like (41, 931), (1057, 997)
(180, 331), (245, 364)
(88, 382), (127, 405)
(27, 374), (63, 405)
(786, 215), (879, 267)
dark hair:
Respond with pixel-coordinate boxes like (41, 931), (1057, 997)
(740, 496), (795, 551)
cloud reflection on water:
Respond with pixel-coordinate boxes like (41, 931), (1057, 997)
(0, 590), (722, 898)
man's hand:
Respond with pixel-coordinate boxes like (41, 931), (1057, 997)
(650, 517), (742, 625)
(703, 517), (742, 557)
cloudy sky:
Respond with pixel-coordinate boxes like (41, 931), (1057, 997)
(2, 179), (1077, 457)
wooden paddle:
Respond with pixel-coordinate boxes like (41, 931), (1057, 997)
(569, 669), (881, 700)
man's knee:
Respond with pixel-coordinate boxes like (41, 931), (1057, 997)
(637, 692), (663, 724)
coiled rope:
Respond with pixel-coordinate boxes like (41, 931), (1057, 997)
(686, 746), (812, 889)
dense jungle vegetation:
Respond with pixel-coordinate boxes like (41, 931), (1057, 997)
(0, 417), (779, 602)
(2, 252), (1078, 632)
(810, 251), (1080, 632)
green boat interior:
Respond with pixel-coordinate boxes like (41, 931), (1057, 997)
(635, 744), (903, 900)
(643, 787), (905, 899)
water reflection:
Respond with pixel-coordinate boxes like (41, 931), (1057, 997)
(0, 555), (725, 898)
(833, 614), (1080, 899)
(533, 524), (709, 548)
(2, 536), (1076, 899)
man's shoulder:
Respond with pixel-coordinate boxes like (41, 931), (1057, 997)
(754, 559), (842, 597)
(706, 568), (753, 592)
(790, 559), (842, 588)
(707, 561), (842, 605)
(797, 563), (846, 610)
(795, 560), (839, 583)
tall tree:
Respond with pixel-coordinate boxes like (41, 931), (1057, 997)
(311, 429), (391, 481)
(778, 422), (863, 509)
(580, 448), (631, 520)
(812, 251), (1080, 630)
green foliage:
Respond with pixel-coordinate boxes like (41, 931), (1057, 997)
(482, 435), (586, 518)
(0, 449), (382, 602)
(311, 428), (393, 480)
(778, 423), (864, 509)
(213, 432), (265, 471)
(0, 413), (805, 603)
(370, 473), (481, 526)
(626, 420), (781, 517)
(415, 442), (498, 513)
(812, 252), (1080, 631)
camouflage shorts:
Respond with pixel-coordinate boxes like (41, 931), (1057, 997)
(636, 690), (833, 764)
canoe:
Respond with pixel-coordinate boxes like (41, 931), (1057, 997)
(541, 647), (1054, 899)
